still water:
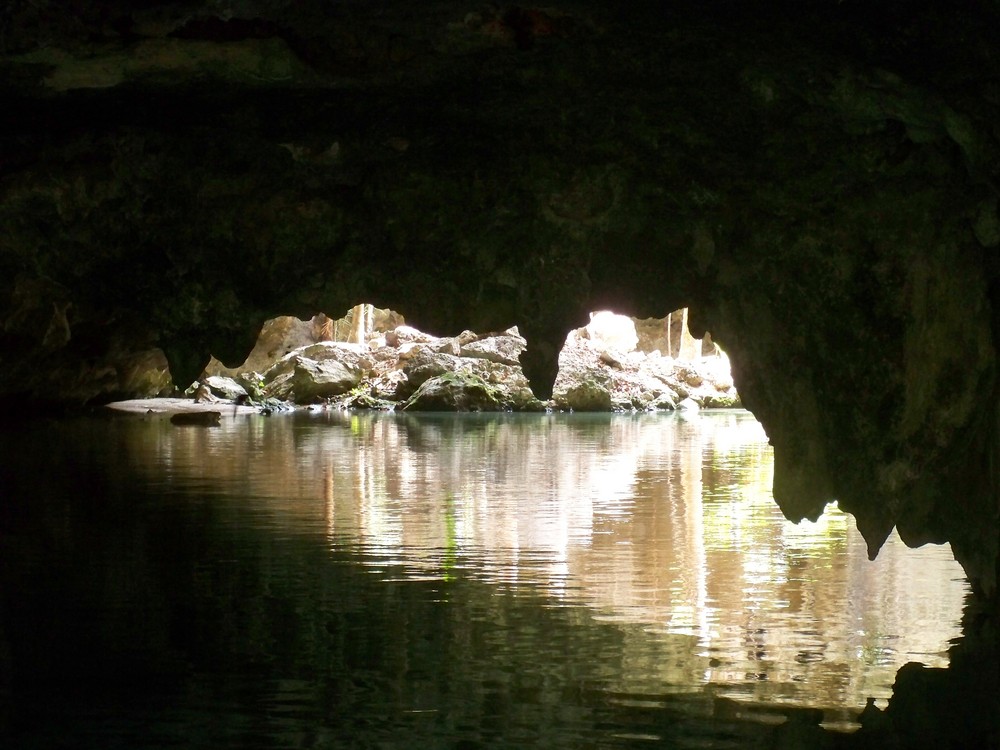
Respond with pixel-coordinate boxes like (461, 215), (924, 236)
(0, 409), (969, 748)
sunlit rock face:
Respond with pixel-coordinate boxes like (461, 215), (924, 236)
(1, 2), (999, 604)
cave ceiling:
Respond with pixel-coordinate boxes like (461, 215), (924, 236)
(1, 0), (1000, 604)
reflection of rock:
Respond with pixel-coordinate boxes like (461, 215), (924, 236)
(114, 408), (971, 724)
(849, 619), (999, 750)
(169, 410), (221, 426)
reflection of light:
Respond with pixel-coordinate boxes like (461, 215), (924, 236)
(136, 410), (969, 714)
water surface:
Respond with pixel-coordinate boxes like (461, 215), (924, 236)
(0, 409), (968, 748)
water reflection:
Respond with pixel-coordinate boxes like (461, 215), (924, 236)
(0, 410), (984, 749)
(125, 410), (966, 712)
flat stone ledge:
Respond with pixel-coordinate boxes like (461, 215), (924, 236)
(104, 397), (258, 416)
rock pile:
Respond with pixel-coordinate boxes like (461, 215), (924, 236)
(196, 313), (545, 412)
(191, 307), (739, 412)
(552, 313), (740, 412)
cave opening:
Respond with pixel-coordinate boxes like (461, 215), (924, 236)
(167, 302), (742, 415)
(2, 0), (999, 743)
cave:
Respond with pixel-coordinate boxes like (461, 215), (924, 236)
(1, 0), (999, 745)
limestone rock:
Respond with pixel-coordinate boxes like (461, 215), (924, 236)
(394, 349), (465, 398)
(204, 315), (316, 378)
(234, 371), (266, 399)
(260, 341), (371, 402)
(386, 335), (541, 410)
(553, 314), (739, 411)
(202, 376), (248, 401)
(262, 341), (372, 381)
(434, 337), (462, 356)
(385, 325), (437, 347)
(264, 357), (362, 402)
(205, 307), (404, 379)
(115, 349), (174, 399)
(459, 328), (526, 366)
(677, 397), (701, 411)
(402, 372), (503, 411)
(402, 366), (542, 411)
(556, 377), (614, 411)
(464, 360), (542, 411)
(633, 316), (672, 355)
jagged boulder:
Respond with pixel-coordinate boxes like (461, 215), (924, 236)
(403, 371), (504, 411)
(463, 360), (541, 411)
(205, 316), (316, 378)
(459, 327), (526, 366)
(261, 342), (371, 402)
(202, 375), (248, 401)
(394, 348), (465, 398)
(384, 325), (437, 348)
(193, 315), (735, 413)
(264, 358), (363, 402)
(556, 375), (615, 411)
(205, 307), (405, 379)
(391, 343), (541, 410)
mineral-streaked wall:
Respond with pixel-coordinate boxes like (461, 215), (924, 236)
(1, 1), (998, 607)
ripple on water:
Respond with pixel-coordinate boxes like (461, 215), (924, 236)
(0, 411), (969, 748)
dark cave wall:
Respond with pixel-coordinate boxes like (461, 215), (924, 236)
(1, 1), (999, 605)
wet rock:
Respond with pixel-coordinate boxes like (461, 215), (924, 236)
(384, 339), (540, 410)
(555, 376), (614, 411)
(466, 360), (542, 411)
(334, 390), (397, 410)
(233, 371), (266, 399)
(648, 391), (678, 410)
